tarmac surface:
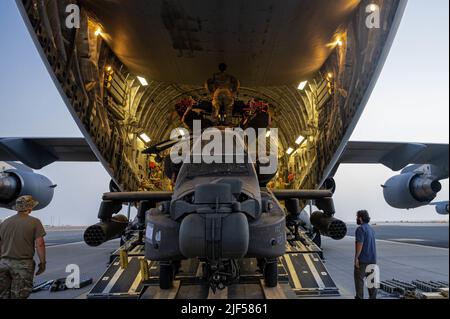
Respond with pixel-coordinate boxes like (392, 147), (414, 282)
(346, 223), (449, 248)
(30, 240), (119, 299)
(321, 236), (448, 298)
(28, 223), (449, 299)
(45, 230), (85, 246)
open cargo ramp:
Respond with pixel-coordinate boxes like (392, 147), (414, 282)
(87, 231), (339, 299)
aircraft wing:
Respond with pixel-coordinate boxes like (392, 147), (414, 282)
(339, 141), (449, 172)
(0, 161), (34, 172)
(0, 138), (98, 170)
(2, 138), (448, 176)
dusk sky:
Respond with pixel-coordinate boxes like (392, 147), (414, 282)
(0, 0), (448, 225)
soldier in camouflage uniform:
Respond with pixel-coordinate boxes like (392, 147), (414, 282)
(0, 196), (47, 299)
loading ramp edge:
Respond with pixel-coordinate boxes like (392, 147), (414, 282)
(87, 232), (339, 299)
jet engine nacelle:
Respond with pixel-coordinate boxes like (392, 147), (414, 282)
(383, 172), (442, 209)
(0, 169), (55, 210)
(434, 202), (449, 215)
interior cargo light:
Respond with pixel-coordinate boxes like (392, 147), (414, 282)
(286, 147), (294, 155)
(298, 81), (308, 91)
(139, 133), (151, 144)
(327, 73), (333, 79)
(295, 135), (306, 145)
(336, 39), (343, 47)
(266, 130), (271, 138)
(95, 28), (102, 37)
(137, 76), (149, 86)
(369, 4), (378, 12)
(176, 128), (186, 138)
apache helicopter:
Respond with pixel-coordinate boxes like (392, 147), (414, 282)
(1, 0), (449, 293)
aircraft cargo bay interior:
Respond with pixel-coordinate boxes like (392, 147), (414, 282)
(19, 0), (403, 193)
(0, 0), (448, 306)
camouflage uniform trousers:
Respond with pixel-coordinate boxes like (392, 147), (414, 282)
(0, 258), (35, 299)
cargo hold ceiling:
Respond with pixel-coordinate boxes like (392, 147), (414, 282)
(79, 0), (361, 144)
(80, 0), (360, 87)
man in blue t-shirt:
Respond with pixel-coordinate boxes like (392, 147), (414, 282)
(354, 210), (378, 299)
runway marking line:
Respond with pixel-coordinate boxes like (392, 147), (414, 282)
(46, 241), (85, 248)
(346, 236), (449, 251)
(387, 238), (426, 242)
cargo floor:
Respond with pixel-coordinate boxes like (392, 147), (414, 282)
(87, 232), (339, 299)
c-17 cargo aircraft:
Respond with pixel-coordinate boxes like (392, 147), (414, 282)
(0, 0), (448, 295)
